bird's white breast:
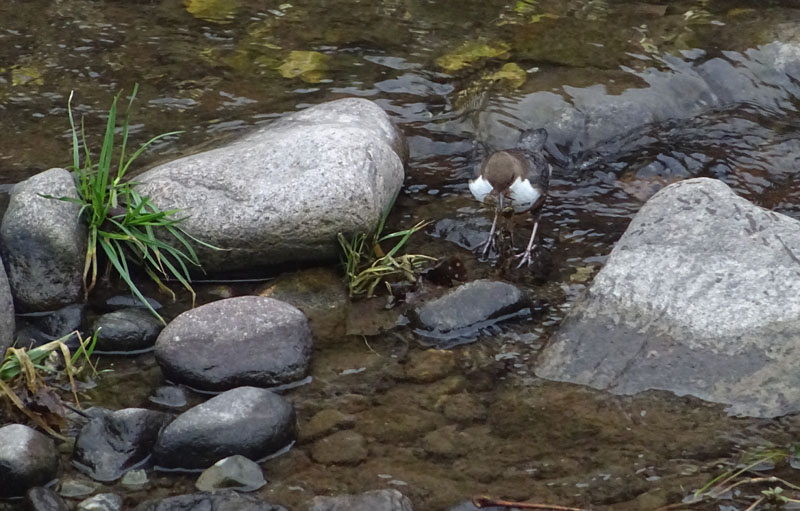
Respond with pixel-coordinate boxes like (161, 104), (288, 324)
(469, 175), (493, 203)
(508, 176), (541, 212)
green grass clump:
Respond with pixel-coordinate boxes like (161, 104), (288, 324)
(0, 331), (97, 438)
(55, 85), (217, 323)
(338, 196), (434, 297)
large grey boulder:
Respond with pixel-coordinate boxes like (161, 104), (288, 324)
(0, 257), (13, 354)
(0, 168), (86, 311)
(155, 296), (312, 392)
(135, 98), (406, 272)
(535, 178), (800, 418)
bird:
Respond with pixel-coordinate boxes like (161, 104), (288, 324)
(468, 128), (552, 268)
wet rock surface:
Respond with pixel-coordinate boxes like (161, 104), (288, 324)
(195, 455), (266, 492)
(15, 304), (86, 349)
(536, 178), (800, 417)
(92, 308), (163, 354)
(134, 491), (286, 511)
(148, 386), (188, 409)
(308, 489), (413, 511)
(26, 487), (69, 511)
(135, 98), (405, 271)
(76, 493), (122, 511)
(0, 257), (13, 354)
(0, 424), (59, 498)
(0, 168), (87, 311)
(155, 296), (312, 392)
(152, 386), (296, 471)
(411, 280), (530, 346)
(73, 407), (173, 482)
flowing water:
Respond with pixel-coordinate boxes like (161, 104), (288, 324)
(4, 0), (800, 509)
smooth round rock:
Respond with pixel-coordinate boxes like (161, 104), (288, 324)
(0, 424), (59, 498)
(152, 386), (296, 471)
(155, 296), (312, 392)
(195, 455), (266, 492)
(92, 308), (163, 354)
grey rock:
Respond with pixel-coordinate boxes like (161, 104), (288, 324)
(152, 386), (296, 471)
(92, 308), (163, 354)
(0, 257), (13, 354)
(0, 424), (59, 498)
(135, 491), (285, 511)
(195, 455), (266, 492)
(73, 408), (173, 482)
(535, 178), (800, 418)
(308, 489), (413, 511)
(103, 295), (162, 312)
(120, 469), (149, 491)
(58, 478), (99, 498)
(411, 280), (530, 347)
(0, 168), (87, 311)
(76, 494), (122, 511)
(135, 98), (405, 271)
(148, 386), (188, 409)
(15, 304), (87, 349)
(155, 296), (312, 392)
(26, 487), (69, 511)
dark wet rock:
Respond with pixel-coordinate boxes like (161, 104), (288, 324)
(402, 349), (457, 383)
(73, 408), (173, 482)
(148, 386), (188, 409)
(120, 469), (149, 491)
(311, 430), (368, 465)
(0, 256), (14, 353)
(26, 487), (69, 511)
(420, 256), (467, 286)
(411, 280), (530, 346)
(58, 478), (98, 498)
(308, 489), (413, 511)
(0, 168), (87, 311)
(102, 295), (162, 312)
(76, 493), (122, 511)
(195, 455), (266, 492)
(152, 386), (296, 471)
(535, 178), (800, 418)
(136, 98), (406, 271)
(0, 425), (59, 499)
(15, 304), (86, 349)
(300, 409), (356, 443)
(92, 308), (163, 354)
(257, 267), (349, 342)
(135, 491), (286, 511)
(155, 296), (312, 392)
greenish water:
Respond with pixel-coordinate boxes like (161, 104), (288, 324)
(4, 0), (800, 510)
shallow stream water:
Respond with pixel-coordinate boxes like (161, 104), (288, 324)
(4, 1), (800, 510)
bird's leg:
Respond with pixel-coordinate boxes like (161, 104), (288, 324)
(514, 212), (540, 268)
(480, 194), (503, 258)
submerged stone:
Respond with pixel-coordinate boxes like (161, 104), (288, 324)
(195, 455), (266, 492)
(410, 280), (530, 347)
(308, 489), (413, 511)
(535, 178), (800, 418)
(92, 308), (163, 354)
(154, 296), (312, 392)
(134, 491), (285, 511)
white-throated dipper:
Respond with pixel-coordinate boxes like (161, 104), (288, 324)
(468, 128), (552, 268)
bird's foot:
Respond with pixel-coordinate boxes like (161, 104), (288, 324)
(513, 247), (536, 269)
(479, 234), (498, 259)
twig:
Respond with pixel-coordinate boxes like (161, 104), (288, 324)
(742, 496), (765, 511)
(472, 496), (590, 511)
